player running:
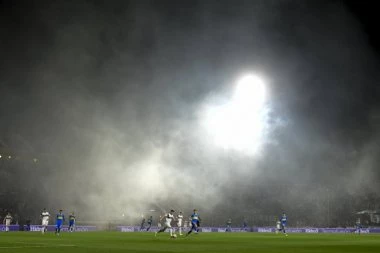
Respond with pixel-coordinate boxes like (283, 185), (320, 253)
(68, 212), (76, 232)
(40, 208), (50, 234)
(186, 209), (201, 236)
(146, 216), (153, 231)
(280, 212), (288, 236)
(157, 215), (162, 228)
(275, 219), (281, 234)
(3, 212), (12, 232)
(155, 210), (176, 238)
(140, 217), (146, 231)
(177, 212), (184, 236)
(55, 210), (65, 235)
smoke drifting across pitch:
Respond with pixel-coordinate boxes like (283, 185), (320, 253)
(1, 0), (380, 225)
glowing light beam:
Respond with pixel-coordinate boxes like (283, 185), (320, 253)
(202, 74), (268, 155)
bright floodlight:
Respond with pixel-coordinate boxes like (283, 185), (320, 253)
(203, 74), (267, 155)
(234, 75), (266, 109)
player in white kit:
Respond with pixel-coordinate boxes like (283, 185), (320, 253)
(3, 212), (13, 232)
(275, 219), (281, 234)
(40, 208), (50, 234)
(155, 210), (176, 238)
(177, 212), (184, 236)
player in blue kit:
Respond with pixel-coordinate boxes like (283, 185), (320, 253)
(55, 210), (65, 235)
(186, 209), (201, 236)
(280, 212), (288, 236)
(68, 212), (76, 232)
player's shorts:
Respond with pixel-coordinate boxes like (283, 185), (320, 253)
(177, 222), (182, 227)
(56, 221), (63, 228)
(5, 220), (11, 226)
(42, 220), (49, 226)
(164, 222), (172, 228)
(69, 221), (75, 226)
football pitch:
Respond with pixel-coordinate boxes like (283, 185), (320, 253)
(1, 232), (380, 253)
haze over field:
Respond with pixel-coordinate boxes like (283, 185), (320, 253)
(0, 0), (379, 226)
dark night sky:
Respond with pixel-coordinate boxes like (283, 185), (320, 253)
(345, 1), (380, 54)
(1, 0), (379, 148)
(0, 0), (380, 225)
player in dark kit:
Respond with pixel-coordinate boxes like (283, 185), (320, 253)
(226, 218), (232, 232)
(140, 217), (146, 231)
(146, 216), (153, 231)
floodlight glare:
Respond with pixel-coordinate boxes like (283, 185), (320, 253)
(234, 74), (266, 109)
(203, 74), (267, 155)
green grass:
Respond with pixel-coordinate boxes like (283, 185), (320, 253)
(0, 232), (380, 253)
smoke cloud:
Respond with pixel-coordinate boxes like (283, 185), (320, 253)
(0, 0), (379, 226)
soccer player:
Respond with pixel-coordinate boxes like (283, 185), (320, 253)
(155, 210), (176, 237)
(157, 215), (162, 228)
(177, 212), (184, 236)
(355, 219), (362, 235)
(280, 212), (288, 236)
(186, 209), (201, 236)
(40, 208), (50, 234)
(146, 216), (153, 231)
(226, 218), (232, 232)
(3, 212), (12, 232)
(68, 212), (76, 232)
(140, 217), (146, 231)
(55, 210), (65, 235)
(275, 219), (281, 234)
(242, 217), (248, 229)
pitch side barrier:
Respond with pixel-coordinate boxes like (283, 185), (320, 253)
(0, 225), (97, 232)
(116, 226), (380, 234)
(2, 225), (380, 233)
